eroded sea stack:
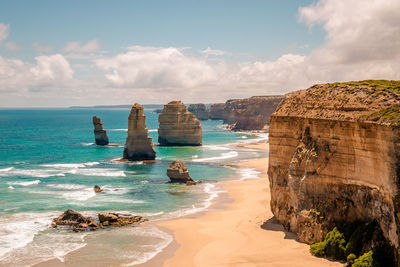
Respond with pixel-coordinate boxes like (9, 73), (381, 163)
(92, 116), (109, 145)
(209, 103), (225, 120)
(223, 96), (283, 131)
(167, 160), (193, 183)
(268, 80), (400, 258)
(188, 103), (209, 120)
(158, 101), (202, 146)
(123, 103), (156, 160)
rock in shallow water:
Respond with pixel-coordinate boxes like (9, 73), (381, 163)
(158, 101), (202, 146)
(167, 160), (193, 183)
(93, 116), (109, 145)
(93, 185), (103, 193)
(123, 103), (156, 161)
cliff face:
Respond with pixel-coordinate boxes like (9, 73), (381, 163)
(158, 101), (202, 146)
(92, 116), (109, 145)
(123, 103), (156, 160)
(223, 96), (283, 131)
(188, 104), (209, 120)
(209, 103), (225, 120)
(268, 81), (400, 252)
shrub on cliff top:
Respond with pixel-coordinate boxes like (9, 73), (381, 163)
(329, 80), (400, 94)
(310, 227), (346, 260)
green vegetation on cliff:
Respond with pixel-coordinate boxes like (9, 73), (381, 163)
(310, 221), (395, 267)
(329, 80), (400, 94)
(364, 104), (400, 125)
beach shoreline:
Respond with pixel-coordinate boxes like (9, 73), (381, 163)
(141, 142), (341, 267)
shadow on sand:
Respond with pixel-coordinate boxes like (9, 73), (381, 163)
(260, 216), (298, 240)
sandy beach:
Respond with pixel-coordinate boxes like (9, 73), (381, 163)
(147, 142), (341, 267)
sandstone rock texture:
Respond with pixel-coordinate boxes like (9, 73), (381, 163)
(268, 80), (400, 253)
(123, 103), (156, 161)
(167, 160), (193, 183)
(209, 103), (225, 120)
(188, 103), (209, 120)
(92, 116), (109, 145)
(158, 101), (202, 146)
(223, 96), (283, 131)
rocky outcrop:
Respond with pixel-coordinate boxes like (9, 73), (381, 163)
(52, 209), (98, 232)
(209, 103), (225, 120)
(158, 101), (202, 146)
(167, 160), (193, 183)
(93, 185), (102, 193)
(223, 96), (283, 131)
(92, 116), (109, 145)
(268, 81), (400, 256)
(52, 209), (146, 232)
(123, 103), (156, 161)
(188, 104), (209, 120)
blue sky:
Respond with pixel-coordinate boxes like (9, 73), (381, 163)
(0, 0), (399, 107)
(0, 0), (323, 61)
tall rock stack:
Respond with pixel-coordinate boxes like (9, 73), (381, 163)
(188, 104), (209, 120)
(158, 101), (202, 146)
(92, 116), (109, 145)
(123, 103), (156, 161)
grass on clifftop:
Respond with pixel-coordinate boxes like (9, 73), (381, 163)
(364, 104), (400, 125)
(329, 80), (400, 94)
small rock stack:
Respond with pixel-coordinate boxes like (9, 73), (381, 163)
(123, 103), (156, 161)
(188, 103), (209, 120)
(167, 160), (193, 183)
(158, 101), (202, 146)
(92, 116), (109, 145)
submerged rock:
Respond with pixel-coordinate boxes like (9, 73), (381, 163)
(93, 185), (103, 193)
(188, 103), (209, 120)
(158, 101), (202, 146)
(93, 116), (109, 145)
(167, 160), (193, 183)
(123, 103), (156, 161)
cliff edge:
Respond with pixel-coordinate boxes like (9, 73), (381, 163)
(268, 80), (400, 262)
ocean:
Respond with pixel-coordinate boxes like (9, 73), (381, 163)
(0, 108), (267, 266)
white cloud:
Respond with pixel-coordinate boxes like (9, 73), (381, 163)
(32, 42), (54, 53)
(0, 54), (74, 93)
(95, 46), (217, 89)
(0, 23), (10, 44)
(63, 39), (100, 53)
(5, 41), (22, 51)
(200, 47), (226, 56)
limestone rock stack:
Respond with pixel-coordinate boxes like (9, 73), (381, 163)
(167, 160), (193, 183)
(268, 80), (400, 257)
(158, 101), (202, 146)
(123, 103), (156, 161)
(209, 103), (225, 120)
(188, 104), (209, 120)
(223, 96), (283, 131)
(92, 116), (109, 145)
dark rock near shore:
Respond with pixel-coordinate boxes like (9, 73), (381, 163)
(209, 103), (225, 120)
(93, 185), (103, 193)
(188, 103), (209, 120)
(98, 212), (145, 227)
(93, 116), (109, 145)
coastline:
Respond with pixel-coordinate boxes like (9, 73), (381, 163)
(144, 142), (341, 267)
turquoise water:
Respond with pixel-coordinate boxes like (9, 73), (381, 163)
(0, 108), (267, 266)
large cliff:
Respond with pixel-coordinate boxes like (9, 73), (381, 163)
(223, 96), (283, 131)
(158, 101), (202, 146)
(123, 103), (156, 160)
(268, 80), (400, 260)
(209, 103), (225, 120)
(188, 104), (209, 120)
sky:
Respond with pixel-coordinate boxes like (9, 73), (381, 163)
(0, 0), (399, 107)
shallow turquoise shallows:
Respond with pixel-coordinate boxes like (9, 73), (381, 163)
(0, 108), (267, 266)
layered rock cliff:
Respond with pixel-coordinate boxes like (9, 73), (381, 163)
(188, 104), (209, 120)
(123, 103), (156, 160)
(209, 103), (225, 120)
(223, 96), (283, 131)
(268, 80), (400, 257)
(92, 116), (109, 145)
(158, 101), (202, 146)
